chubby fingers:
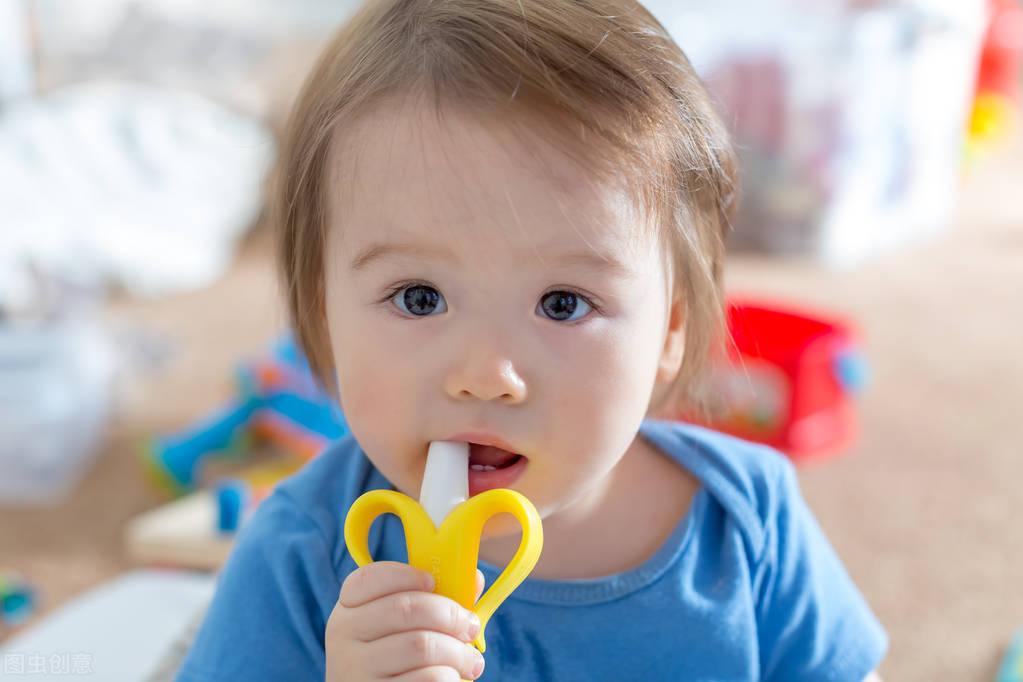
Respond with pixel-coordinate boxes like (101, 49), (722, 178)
(351, 590), (481, 644)
(337, 559), (483, 638)
(338, 561), (434, 608)
(335, 561), (487, 680)
(362, 630), (485, 680)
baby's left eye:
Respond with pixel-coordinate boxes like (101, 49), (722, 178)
(392, 283), (447, 316)
(537, 291), (592, 322)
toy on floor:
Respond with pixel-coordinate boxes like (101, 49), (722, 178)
(998, 628), (1023, 682)
(129, 335), (348, 569)
(124, 457), (307, 570)
(214, 477), (251, 533)
(1, 569), (37, 626)
(967, 0), (1023, 161)
(672, 298), (868, 459)
(138, 334), (348, 497)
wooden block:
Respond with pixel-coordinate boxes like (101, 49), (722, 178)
(124, 490), (235, 571)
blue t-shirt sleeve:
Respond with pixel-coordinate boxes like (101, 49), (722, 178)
(754, 458), (888, 682)
(174, 489), (338, 682)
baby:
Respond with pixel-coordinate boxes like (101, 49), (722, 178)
(176, 0), (887, 680)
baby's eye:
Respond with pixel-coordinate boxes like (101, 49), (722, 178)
(537, 291), (592, 322)
(392, 283), (447, 316)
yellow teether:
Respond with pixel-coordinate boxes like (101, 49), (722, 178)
(343, 441), (543, 656)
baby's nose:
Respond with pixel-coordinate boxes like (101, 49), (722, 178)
(443, 353), (527, 403)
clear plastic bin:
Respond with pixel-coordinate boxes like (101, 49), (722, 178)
(647, 0), (988, 265)
(0, 314), (113, 506)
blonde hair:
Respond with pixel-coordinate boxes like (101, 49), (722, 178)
(274, 0), (738, 416)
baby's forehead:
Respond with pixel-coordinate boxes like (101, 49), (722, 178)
(324, 98), (656, 255)
(329, 99), (600, 193)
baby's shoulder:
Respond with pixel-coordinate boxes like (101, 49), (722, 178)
(276, 432), (378, 506)
(253, 433), (379, 561)
(643, 419), (803, 557)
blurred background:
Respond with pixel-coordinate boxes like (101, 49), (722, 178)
(0, 0), (1021, 679)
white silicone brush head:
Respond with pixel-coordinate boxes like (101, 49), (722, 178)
(419, 441), (469, 528)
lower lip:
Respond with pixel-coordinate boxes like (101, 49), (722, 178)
(468, 455), (528, 497)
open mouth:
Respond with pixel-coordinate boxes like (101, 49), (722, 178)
(468, 443), (523, 471)
(467, 443), (527, 496)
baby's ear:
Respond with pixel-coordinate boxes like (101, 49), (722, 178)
(655, 297), (685, 383)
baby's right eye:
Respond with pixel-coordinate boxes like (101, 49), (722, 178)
(391, 283), (447, 316)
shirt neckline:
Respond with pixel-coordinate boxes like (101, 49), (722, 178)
(476, 419), (706, 606)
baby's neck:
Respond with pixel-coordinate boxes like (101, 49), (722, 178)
(478, 434), (699, 580)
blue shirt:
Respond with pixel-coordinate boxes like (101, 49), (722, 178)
(175, 419), (887, 681)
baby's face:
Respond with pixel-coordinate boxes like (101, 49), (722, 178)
(323, 101), (679, 535)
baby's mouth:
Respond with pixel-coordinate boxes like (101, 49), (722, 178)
(466, 443), (527, 496)
(468, 443), (523, 471)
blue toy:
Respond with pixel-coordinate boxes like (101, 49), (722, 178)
(139, 334), (348, 497)
(214, 478), (251, 533)
(997, 628), (1023, 682)
(1, 570), (37, 626)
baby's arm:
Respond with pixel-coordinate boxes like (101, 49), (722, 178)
(753, 456), (888, 680)
(174, 490), (340, 681)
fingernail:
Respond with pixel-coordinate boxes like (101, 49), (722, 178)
(471, 651), (485, 679)
(422, 572), (435, 592)
(466, 612), (481, 641)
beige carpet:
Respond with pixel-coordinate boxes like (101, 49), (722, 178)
(726, 147), (1023, 680)
(1, 142), (1021, 681)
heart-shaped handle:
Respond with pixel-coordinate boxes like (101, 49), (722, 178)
(344, 488), (543, 655)
(443, 489), (543, 652)
(344, 490), (433, 567)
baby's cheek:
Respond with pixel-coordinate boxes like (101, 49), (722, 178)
(566, 375), (652, 473)
(335, 365), (415, 489)
(574, 352), (651, 428)
(339, 365), (401, 426)
(333, 337), (403, 428)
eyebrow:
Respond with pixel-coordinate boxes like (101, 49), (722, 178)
(349, 241), (632, 276)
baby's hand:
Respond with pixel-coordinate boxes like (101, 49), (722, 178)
(326, 561), (486, 681)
